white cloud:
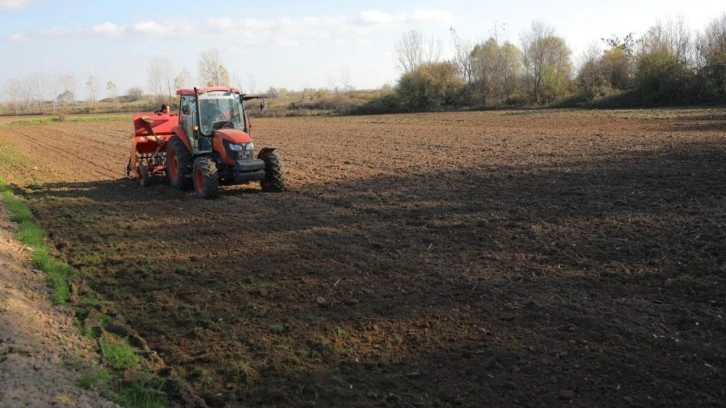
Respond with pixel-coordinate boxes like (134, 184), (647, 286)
(91, 22), (124, 36)
(0, 0), (33, 10)
(8, 33), (28, 41)
(277, 38), (299, 47)
(355, 9), (453, 26)
(40, 27), (81, 37)
(359, 10), (396, 25)
(24, 9), (454, 46)
(206, 17), (237, 30)
(132, 21), (174, 35)
(408, 9), (453, 23)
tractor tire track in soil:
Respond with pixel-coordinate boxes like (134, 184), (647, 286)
(1, 109), (725, 407)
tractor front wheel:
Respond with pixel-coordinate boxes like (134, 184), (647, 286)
(259, 148), (286, 192)
(138, 165), (152, 187)
(167, 137), (192, 190)
(193, 156), (219, 199)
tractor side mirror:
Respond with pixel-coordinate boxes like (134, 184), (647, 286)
(259, 99), (267, 112)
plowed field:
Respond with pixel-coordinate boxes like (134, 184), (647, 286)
(1, 109), (725, 407)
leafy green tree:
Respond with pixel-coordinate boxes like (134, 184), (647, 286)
(635, 50), (690, 103)
(470, 38), (522, 105)
(521, 21), (572, 104)
(602, 47), (633, 90)
(576, 45), (609, 99)
(601, 33), (636, 90)
(396, 62), (465, 111)
(127, 87), (144, 101)
(470, 39), (498, 104)
(634, 17), (694, 104)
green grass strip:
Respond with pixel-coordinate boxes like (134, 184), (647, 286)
(1, 181), (71, 304)
(0, 177), (169, 407)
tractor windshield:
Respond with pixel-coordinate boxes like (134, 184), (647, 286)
(198, 91), (244, 135)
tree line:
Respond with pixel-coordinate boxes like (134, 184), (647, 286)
(383, 14), (726, 112)
(3, 14), (725, 115)
(1, 48), (239, 115)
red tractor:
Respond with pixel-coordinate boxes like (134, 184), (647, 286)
(127, 86), (285, 198)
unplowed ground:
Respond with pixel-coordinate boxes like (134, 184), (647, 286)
(1, 109), (725, 407)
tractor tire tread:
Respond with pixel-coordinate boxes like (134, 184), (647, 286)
(138, 165), (152, 187)
(168, 136), (193, 191)
(259, 149), (286, 192)
(193, 156), (219, 199)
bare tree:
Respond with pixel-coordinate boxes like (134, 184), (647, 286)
(28, 73), (47, 111)
(219, 65), (230, 87)
(106, 80), (118, 107)
(450, 26), (473, 83)
(230, 72), (243, 93)
(247, 72), (257, 94)
(395, 30), (442, 72)
(5, 78), (26, 114)
(696, 13), (726, 66)
(639, 15), (692, 63)
(199, 48), (229, 86)
(86, 75), (99, 106)
(173, 68), (191, 90)
(47, 75), (69, 112)
(695, 13), (726, 95)
(521, 21), (572, 104)
(340, 66), (353, 94)
(326, 72), (337, 92)
(148, 58), (174, 103)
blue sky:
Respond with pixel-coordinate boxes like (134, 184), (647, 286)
(0, 0), (722, 100)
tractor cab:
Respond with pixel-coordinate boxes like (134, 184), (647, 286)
(177, 87), (252, 155)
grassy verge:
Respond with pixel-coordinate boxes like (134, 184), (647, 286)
(0, 178), (167, 408)
(0, 182), (71, 303)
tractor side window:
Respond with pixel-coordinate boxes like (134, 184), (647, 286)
(180, 95), (197, 142)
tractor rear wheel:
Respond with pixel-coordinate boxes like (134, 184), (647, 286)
(138, 165), (152, 187)
(193, 156), (219, 199)
(259, 149), (286, 192)
(167, 137), (192, 190)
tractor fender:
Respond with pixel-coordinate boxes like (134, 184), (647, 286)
(257, 146), (277, 157)
(171, 125), (193, 153)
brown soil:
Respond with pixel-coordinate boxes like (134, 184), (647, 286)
(0, 109), (724, 407)
(0, 205), (119, 407)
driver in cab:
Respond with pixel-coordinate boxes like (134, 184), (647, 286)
(201, 101), (223, 125)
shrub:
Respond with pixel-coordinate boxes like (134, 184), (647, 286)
(635, 51), (691, 104)
(396, 62), (466, 111)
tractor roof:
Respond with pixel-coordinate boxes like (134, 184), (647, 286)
(176, 86), (242, 96)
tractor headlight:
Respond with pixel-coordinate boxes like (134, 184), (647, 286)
(228, 143), (244, 151)
(245, 142), (254, 152)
